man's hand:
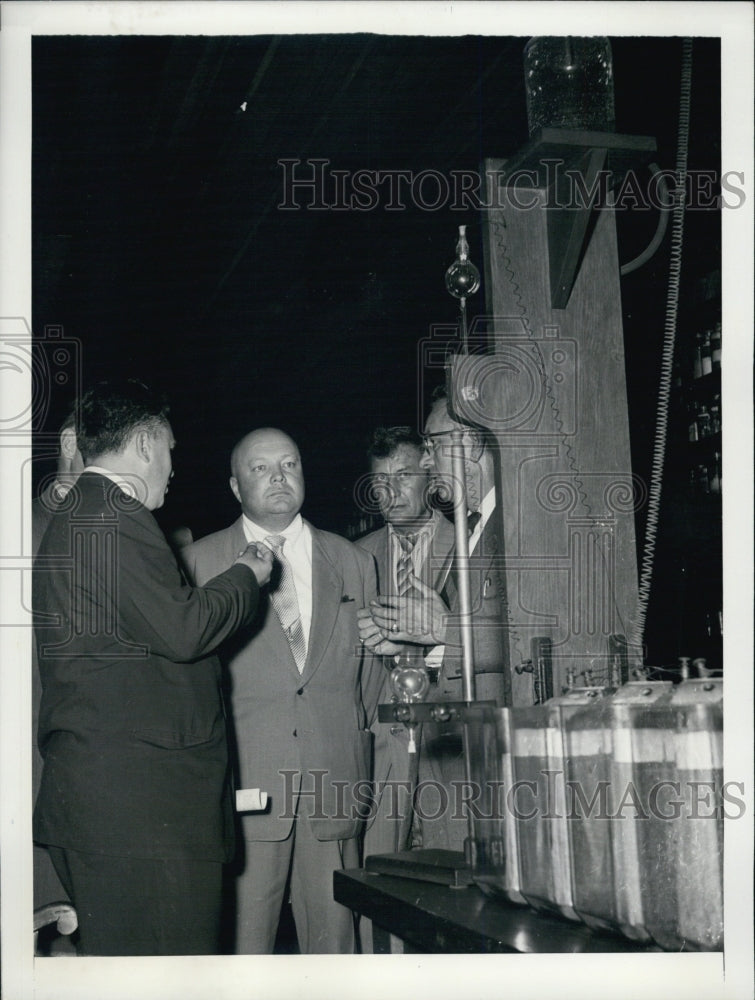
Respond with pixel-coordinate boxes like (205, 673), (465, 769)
(235, 542), (274, 586)
(363, 577), (449, 647)
(357, 606), (404, 656)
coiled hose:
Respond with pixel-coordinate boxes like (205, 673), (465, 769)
(629, 38), (694, 654)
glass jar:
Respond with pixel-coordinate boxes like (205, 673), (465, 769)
(524, 36), (615, 136)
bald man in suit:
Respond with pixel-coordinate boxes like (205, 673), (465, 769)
(182, 428), (382, 954)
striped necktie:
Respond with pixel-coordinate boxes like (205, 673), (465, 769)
(396, 532), (418, 596)
(264, 534), (307, 672)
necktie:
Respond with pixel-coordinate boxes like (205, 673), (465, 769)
(264, 535), (307, 672)
(396, 532), (418, 596)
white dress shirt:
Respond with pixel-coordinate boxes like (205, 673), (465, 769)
(468, 486), (496, 555)
(242, 512), (313, 647)
(83, 465), (138, 499)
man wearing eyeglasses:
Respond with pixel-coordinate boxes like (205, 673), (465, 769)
(359, 387), (529, 852)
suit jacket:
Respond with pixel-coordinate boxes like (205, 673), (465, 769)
(32, 480), (64, 556)
(33, 471), (261, 863)
(182, 518), (382, 843)
(31, 482), (71, 906)
(434, 507), (523, 706)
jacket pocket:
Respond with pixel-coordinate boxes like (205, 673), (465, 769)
(130, 726), (217, 749)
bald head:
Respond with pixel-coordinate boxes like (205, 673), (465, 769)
(229, 427), (305, 531)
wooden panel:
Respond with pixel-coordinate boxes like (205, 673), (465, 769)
(454, 157), (641, 697)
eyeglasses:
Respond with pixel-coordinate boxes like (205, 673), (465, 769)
(421, 429), (462, 452)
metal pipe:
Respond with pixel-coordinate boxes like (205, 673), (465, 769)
(450, 429), (476, 702)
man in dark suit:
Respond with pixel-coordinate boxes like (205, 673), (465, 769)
(359, 388), (531, 851)
(31, 404), (84, 911)
(33, 380), (273, 955)
(182, 428), (382, 954)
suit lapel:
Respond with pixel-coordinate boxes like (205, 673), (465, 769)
(376, 528), (391, 593)
(428, 515), (456, 591)
(302, 526), (342, 681)
(229, 519), (247, 568)
(440, 513), (497, 610)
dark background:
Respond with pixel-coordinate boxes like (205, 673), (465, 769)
(32, 34), (721, 665)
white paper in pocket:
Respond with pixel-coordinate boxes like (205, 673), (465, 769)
(235, 788), (268, 812)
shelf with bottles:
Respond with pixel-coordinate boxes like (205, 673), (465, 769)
(688, 452), (722, 499)
(671, 346), (722, 505)
(673, 355), (720, 408)
(690, 321), (721, 383)
(681, 265), (721, 377)
(686, 393), (721, 443)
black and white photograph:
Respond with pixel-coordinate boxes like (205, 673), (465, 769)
(0, 3), (752, 999)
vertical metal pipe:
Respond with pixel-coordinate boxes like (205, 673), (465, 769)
(450, 430), (476, 702)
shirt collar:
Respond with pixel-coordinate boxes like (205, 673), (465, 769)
(476, 486), (496, 524)
(242, 512), (304, 545)
(83, 465), (138, 500)
(387, 509), (438, 544)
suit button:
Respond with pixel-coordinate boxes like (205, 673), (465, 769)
(296, 688), (303, 696)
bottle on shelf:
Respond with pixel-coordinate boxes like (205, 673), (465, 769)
(688, 400), (699, 442)
(709, 452), (721, 494)
(710, 395), (721, 435)
(696, 463), (710, 495)
(701, 330), (713, 376)
(697, 404), (712, 439)
(693, 332), (704, 379)
(711, 322), (721, 369)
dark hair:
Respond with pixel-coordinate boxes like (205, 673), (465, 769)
(58, 400), (79, 435)
(430, 383), (449, 404)
(77, 379), (170, 463)
(366, 425), (423, 464)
